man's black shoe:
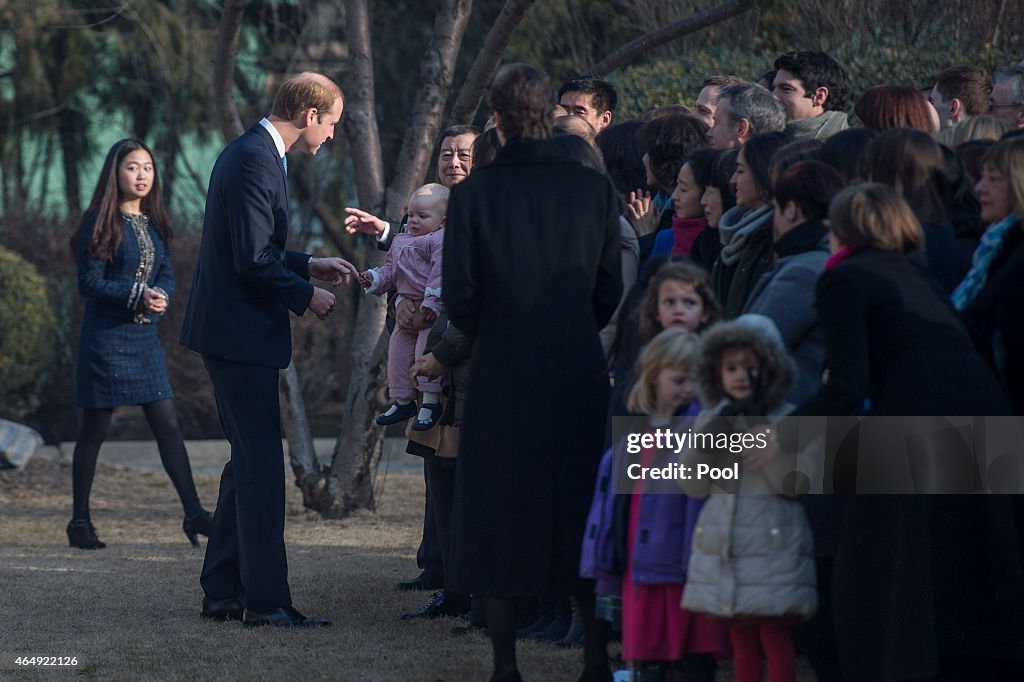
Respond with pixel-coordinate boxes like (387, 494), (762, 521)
(395, 571), (443, 591)
(242, 605), (331, 628)
(201, 595), (245, 621)
(401, 590), (470, 620)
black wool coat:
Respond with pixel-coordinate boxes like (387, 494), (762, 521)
(442, 138), (622, 597)
(794, 248), (1009, 417)
(960, 219), (1024, 415)
(791, 249), (1024, 682)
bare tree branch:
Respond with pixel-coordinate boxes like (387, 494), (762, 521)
(448, 0), (537, 126)
(583, 0), (758, 77)
(213, 0), (245, 140)
(386, 0), (475, 213)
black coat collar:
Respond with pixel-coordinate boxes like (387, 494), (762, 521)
(774, 218), (827, 258)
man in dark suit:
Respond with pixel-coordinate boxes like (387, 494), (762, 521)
(181, 72), (355, 629)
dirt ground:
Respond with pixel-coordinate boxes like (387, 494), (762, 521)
(0, 456), (815, 681)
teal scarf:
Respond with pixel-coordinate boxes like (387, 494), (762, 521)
(952, 213), (1020, 310)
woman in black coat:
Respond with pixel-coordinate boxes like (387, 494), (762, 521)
(442, 64), (622, 682)
(793, 184), (1024, 681)
(955, 136), (1024, 415)
(70, 139), (212, 550)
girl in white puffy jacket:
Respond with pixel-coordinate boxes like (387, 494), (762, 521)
(678, 315), (817, 682)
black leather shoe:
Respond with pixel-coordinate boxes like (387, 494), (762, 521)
(242, 606), (331, 628)
(201, 595), (244, 621)
(395, 571), (443, 591)
(401, 590), (471, 620)
(183, 510), (215, 547)
(376, 401), (417, 426)
(67, 519), (106, 550)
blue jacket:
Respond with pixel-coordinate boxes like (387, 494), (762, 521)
(580, 404), (704, 585)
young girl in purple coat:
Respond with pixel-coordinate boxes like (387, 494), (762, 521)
(621, 328), (731, 680)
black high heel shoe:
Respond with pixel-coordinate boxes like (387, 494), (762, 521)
(182, 510), (214, 547)
(67, 519), (106, 550)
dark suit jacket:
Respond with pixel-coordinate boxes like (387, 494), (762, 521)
(180, 123), (313, 368)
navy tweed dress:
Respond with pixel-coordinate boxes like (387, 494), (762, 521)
(76, 211), (175, 409)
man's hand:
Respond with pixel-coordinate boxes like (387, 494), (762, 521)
(310, 257), (357, 287)
(421, 307), (438, 323)
(308, 287), (336, 320)
(356, 271), (373, 289)
(343, 207), (388, 238)
(395, 297), (431, 332)
(410, 352), (445, 381)
(142, 287), (167, 314)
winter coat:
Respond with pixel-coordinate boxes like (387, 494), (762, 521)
(443, 137), (622, 596)
(680, 319), (817, 619)
(582, 407), (705, 585)
(743, 219), (829, 405)
(599, 216), (641, 360)
(793, 248), (1010, 417)
(366, 228), (444, 315)
(711, 204), (775, 318)
(960, 218), (1024, 414)
(429, 320), (472, 426)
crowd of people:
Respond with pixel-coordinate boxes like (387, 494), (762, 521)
(66, 51), (1024, 682)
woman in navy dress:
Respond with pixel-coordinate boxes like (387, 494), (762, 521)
(69, 139), (212, 549)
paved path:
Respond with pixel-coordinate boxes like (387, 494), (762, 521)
(32, 436), (423, 476)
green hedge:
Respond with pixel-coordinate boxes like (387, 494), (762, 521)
(0, 245), (57, 417)
(610, 35), (1024, 121)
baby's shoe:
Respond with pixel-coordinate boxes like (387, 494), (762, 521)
(411, 402), (442, 431)
(376, 401), (417, 426)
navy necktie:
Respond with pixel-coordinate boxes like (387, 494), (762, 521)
(281, 155), (288, 177)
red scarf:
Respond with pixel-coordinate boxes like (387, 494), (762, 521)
(824, 245), (861, 270)
(670, 215), (708, 257)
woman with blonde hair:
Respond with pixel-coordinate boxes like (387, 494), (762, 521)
(954, 136), (1024, 413)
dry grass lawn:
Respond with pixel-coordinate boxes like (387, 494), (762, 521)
(0, 457), (584, 681)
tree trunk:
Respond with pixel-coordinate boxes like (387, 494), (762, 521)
(210, 0), (321, 497)
(386, 0), (475, 208)
(583, 0), (757, 77)
(213, 0), (245, 141)
(322, 0), (389, 517)
(448, 0), (537, 126)
(324, 0), (474, 517)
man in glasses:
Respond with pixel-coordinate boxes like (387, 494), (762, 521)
(989, 65), (1024, 130)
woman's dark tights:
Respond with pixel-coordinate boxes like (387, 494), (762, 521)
(72, 399), (202, 520)
(484, 591), (605, 679)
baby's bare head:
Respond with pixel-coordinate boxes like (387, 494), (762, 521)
(409, 183), (449, 214)
(406, 183), (449, 236)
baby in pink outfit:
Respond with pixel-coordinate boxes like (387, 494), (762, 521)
(358, 183), (447, 430)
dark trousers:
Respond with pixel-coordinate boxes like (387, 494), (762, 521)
(415, 462), (445, 581)
(200, 355), (291, 612)
(425, 457), (456, 577)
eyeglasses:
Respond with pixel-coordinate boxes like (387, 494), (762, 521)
(987, 102), (1024, 111)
